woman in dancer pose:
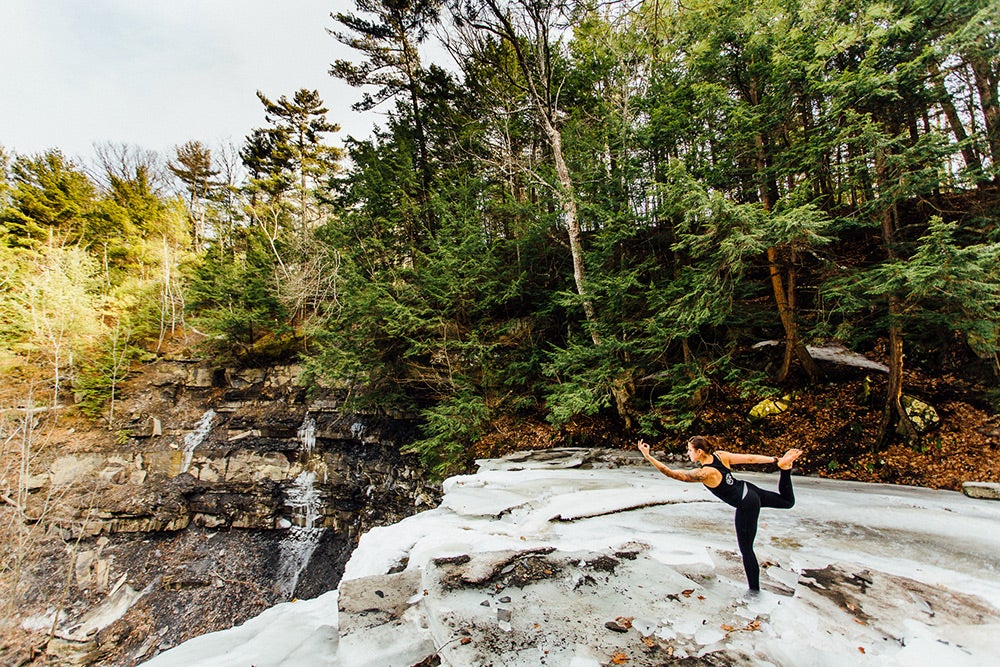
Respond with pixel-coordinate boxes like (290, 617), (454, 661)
(637, 436), (802, 593)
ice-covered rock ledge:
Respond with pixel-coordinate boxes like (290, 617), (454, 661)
(145, 449), (1000, 666)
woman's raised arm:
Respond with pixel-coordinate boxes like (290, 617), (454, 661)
(718, 451), (778, 466)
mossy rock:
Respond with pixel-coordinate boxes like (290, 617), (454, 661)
(748, 395), (794, 421)
(902, 395), (939, 432)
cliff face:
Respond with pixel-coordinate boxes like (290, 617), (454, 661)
(9, 358), (438, 667)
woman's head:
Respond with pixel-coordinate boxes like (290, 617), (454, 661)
(686, 436), (713, 461)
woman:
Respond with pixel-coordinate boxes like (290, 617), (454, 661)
(637, 436), (802, 593)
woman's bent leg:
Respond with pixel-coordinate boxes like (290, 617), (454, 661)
(734, 492), (761, 591)
(755, 469), (795, 509)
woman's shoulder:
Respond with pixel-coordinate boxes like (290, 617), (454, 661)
(712, 451), (734, 466)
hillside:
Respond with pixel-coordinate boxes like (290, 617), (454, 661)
(471, 349), (1000, 492)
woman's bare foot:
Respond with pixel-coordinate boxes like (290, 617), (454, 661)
(777, 449), (802, 470)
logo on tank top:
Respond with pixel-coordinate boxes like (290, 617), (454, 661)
(724, 473), (734, 485)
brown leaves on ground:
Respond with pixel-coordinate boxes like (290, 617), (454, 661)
(722, 619), (762, 633)
(480, 367), (999, 491)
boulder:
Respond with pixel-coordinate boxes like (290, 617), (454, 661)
(193, 513), (227, 529)
(149, 363), (188, 387)
(902, 395), (940, 432)
(133, 417), (162, 438)
(184, 366), (216, 388)
(25, 472), (50, 491)
(75, 538), (112, 592)
(749, 395), (793, 421)
(50, 454), (105, 486)
(225, 367), (266, 389)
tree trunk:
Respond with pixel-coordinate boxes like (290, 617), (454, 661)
(879, 298), (918, 447)
(969, 55), (1000, 173)
(300, 125), (308, 240)
(542, 115), (602, 347)
(544, 117), (633, 422)
(397, 18), (433, 242)
(875, 188), (918, 446)
(756, 129), (819, 383)
(929, 61), (983, 177)
(767, 246), (821, 383)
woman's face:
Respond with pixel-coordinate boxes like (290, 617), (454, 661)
(686, 443), (700, 462)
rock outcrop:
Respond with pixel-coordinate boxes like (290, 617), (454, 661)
(16, 358), (437, 667)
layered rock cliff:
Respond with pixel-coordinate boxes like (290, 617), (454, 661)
(9, 358), (438, 667)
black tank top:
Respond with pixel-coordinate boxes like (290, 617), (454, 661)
(703, 455), (745, 507)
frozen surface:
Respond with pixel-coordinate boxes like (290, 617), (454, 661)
(178, 410), (215, 475)
(145, 450), (1000, 666)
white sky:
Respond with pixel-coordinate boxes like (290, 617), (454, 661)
(0, 1), (377, 162)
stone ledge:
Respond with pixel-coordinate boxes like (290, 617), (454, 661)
(962, 481), (1000, 500)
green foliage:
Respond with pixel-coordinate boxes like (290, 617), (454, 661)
(404, 389), (490, 478)
(1, 151), (96, 247)
(0, 245), (30, 351)
(645, 362), (713, 434)
(727, 365), (781, 401)
(823, 218), (1000, 357)
(186, 240), (290, 358)
(543, 339), (618, 427)
(73, 324), (137, 422)
(246, 89), (343, 236)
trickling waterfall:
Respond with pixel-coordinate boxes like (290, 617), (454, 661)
(297, 414), (316, 456)
(275, 470), (325, 599)
(179, 410), (216, 475)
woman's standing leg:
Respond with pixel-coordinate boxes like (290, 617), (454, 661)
(734, 490), (762, 591)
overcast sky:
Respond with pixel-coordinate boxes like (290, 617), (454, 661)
(0, 1), (378, 163)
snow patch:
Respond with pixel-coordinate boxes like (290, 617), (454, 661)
(146, 457), (1000, 667)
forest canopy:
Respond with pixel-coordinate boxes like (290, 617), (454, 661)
(1, 0), (998, 473)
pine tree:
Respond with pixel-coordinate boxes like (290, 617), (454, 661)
(249, 89), (341, 237)
(331, 0), (442, 237)
(168, 140), (220, 248)
(1, 151), (96, 247)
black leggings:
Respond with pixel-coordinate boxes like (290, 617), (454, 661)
(734, 469), (795, 591)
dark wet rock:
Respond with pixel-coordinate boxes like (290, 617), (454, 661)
(604, 619), (629, 633)
(584, 555), (620, 573)
(435, 547), (558, 588)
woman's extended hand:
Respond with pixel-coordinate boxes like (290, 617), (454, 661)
(637, 440), (651, 457)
